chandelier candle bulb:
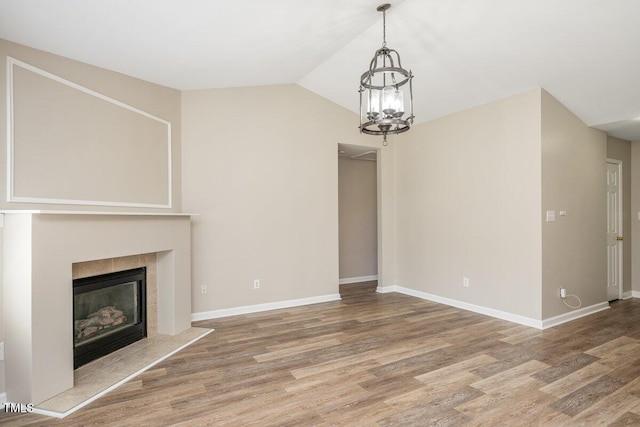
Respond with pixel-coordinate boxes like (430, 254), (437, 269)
(394, 89), (404, 116)
(382, 86), (397, 115)
(367, 89), (381, 118)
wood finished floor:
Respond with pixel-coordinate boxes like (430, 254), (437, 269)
(4, 282), (640, 426)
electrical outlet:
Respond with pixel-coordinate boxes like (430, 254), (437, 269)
(201, 285), (208, 295)
(253, 279), (260, 289)
(560, 288), (567, 298)
(546, 210), (556, 222)
(463, 277), (469, 288)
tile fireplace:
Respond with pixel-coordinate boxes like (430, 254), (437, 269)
(2, 211), (193, 405)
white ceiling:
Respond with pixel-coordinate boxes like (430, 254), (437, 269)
(2, 0), (640, 140)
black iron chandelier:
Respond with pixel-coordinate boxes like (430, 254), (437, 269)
(359, 3), (414, 146)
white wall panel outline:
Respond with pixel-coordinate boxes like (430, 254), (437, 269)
(6, 57), (172, 208)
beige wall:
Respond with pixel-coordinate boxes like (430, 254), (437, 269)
(395, 89), (543, 320)
(10, 62), (170, 207)
(632, 141), (640, 292)
(378, 141), (396, 289)
(607, 136), (632, 294)
(394, 88), (607, 322)
(541, 90), (607, 318)
(338, 156), (377, 279)
(182, 84), (380, 313)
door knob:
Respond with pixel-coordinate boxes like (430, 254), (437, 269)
(617, 236), (624, 241)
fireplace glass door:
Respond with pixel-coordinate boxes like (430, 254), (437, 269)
(73, 267), (146, 368)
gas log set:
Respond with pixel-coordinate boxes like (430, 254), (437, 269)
(75, 306), (127, 340)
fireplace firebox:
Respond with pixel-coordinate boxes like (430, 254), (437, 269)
(73, 267), (147, 368)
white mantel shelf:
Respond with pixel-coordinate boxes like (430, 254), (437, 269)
(0, 210), (196, 216)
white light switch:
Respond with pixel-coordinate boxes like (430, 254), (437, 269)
(546, 210), (556, 222)
(559, 211), (567, 216)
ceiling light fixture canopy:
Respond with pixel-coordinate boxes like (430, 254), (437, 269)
(359, 3), (414, 146)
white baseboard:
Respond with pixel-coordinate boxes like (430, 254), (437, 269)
(377, 285), (609, 330)
(339, 275), (378, 285)
(0, 392), (6, 404)
(191, 293), (341, 322)
(541, 302), (610, 329)
(390, 286), (544, 329)
(623, 291), (634, 300)
(632, 291), (640, 299)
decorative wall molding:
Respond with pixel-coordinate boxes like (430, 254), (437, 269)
(6, 57), (172, 208)
(191, 294), (341, 321)
(339, 275), (378, 285)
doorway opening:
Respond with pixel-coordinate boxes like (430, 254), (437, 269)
(338, 143), (379, 298)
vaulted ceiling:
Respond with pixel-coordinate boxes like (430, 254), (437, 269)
(2, 0), (640, 140)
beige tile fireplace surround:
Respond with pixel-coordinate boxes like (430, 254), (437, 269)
(73, 253), (160, 338)
(2, 210), (197, 411)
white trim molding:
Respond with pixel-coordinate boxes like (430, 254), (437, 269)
(376, 285), (396, 293)
(0, 392), (6, 404)
(389, 286), (543, 328)
(631, 291), (640, 299)
(339, 275), (378, 285)
(623, 291), (634, 300)
(6, 57), (172, 209)
(541, 302), (610, 329)
(377, 285), (609, 330)
(191, 293), (342, 322)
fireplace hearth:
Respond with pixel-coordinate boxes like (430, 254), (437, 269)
(73, 267), (147, 368)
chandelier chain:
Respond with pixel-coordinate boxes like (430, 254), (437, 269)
(382, 8), (387, 47)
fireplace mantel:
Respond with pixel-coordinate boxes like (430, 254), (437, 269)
(0, 209), (195, 216)
(2, 211), (193, 405)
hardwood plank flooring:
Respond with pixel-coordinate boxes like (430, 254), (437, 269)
(4, 282), (640, 426)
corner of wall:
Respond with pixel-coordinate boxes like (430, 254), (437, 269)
(541, 91), (608, 320)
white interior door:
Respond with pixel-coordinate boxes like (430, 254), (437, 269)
(606, 160), (622, 301)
